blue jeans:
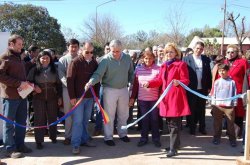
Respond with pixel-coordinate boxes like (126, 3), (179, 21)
(2, 98), (28, 151)
(95, 86), (103, 131)
(71, 98), (94, 147)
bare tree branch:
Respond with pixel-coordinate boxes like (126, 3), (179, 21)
(81, 14), (123, 46)
(227, 12), (247, 52)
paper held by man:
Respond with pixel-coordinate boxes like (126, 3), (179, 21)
(17, 82), (34, 99)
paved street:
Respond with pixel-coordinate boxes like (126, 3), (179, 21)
(0, 108), (245, 165)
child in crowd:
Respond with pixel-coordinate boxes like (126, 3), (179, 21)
(211, 63), (237, 147)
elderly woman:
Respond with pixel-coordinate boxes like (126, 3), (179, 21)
(143, 43), (190, 157)
(224, 44), (249, 138)
(27, 50), (62, 150)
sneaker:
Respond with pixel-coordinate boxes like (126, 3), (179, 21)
(153, 141), (162, 148)
(17, 144), (32, 153)
(167, 150), (177, 157)
(63, 138), (71, 145)
(137, 141), (147, 147)
(72, 146), (80, 155)
(104, 140), (115, 146)
(81, 141), (96, 147)
(36, 143), (43, 150)
(120, 136), (130, 142)
(165, 146), (180, 151)
(230, 140), (237, 147)
(6, 150), (23, 158)
(212, 139), (220, 145)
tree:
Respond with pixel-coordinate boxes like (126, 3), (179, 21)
(204, 38), (220, 56)
(82, 14), (123, 46)
(203, 26), (223, 37)
(227, 12), (249, 53)
(185, 29), (204, 46)
(185, 26), (223, 47)
(0, 3), (66, 54)
(165, 3), (187, 46)
(61, 27), (79, 42)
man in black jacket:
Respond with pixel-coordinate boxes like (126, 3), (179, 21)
(182, 41), (212, 135)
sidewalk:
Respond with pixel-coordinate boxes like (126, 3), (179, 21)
(0, 108), (245, 165)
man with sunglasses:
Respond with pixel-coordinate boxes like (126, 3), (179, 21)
(225, 44), (249, 139)
(85, 40), (134, 146)
(67, 42), (99, 154)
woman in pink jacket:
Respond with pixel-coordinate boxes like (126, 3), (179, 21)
(144, 43), (190, 157)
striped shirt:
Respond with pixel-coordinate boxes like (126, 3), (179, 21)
(131, 64), (160, 101)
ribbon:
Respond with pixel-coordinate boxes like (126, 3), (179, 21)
(121, 80), (246, 130)
(90, 87), (109, 124)
(121, 81), (173, 130)
(0, 86), (109, 129)
(178, 81), (246, 101)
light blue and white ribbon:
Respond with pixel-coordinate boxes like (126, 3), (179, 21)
(122, 80), (246, 130)
(121, 81), (173, 130)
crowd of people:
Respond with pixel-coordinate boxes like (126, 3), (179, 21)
(0, 34), (249, 159)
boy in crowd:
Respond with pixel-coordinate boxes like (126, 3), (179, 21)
(211, 64), (237, 147)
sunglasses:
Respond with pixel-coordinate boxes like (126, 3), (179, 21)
(85, 51), (93, 54)
(227, 51), (236, 54)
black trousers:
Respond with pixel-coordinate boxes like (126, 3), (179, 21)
(187, 89), (207, 133)
(166, 117), (181, 150)
(33, 99), (58, 143)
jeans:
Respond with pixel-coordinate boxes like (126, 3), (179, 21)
(95, 86), (103, 131)
(2, 98), (28, 151)
(71, 98), (94, 147)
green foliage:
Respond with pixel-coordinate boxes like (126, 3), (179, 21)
(185, 29), (204, 46)
(204, 38), (220, 56)
(203, 27), (223, 37)
(0, 3), (66, 54)
(93, 42), (104, 57)
(185, 27), (223, 47)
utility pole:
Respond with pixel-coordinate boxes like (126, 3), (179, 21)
(95, 0), (116, 43)
(221, 0), (227, 56)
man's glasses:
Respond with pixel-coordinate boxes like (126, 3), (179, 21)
(85, 51), (93, 54)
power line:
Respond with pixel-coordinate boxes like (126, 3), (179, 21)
(230, 3), (250, 9)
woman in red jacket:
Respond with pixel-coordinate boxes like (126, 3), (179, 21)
(225, 44), (249, 138)
(143, 43), (190, 157)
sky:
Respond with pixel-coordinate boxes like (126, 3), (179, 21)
(1, 0), (250, 36)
